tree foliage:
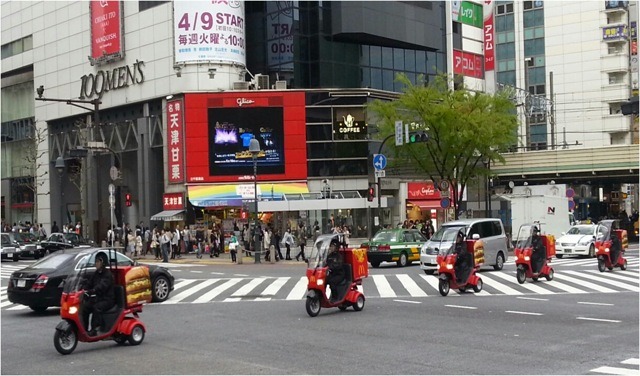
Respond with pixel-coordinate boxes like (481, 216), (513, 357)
(367, 74), (518, 218)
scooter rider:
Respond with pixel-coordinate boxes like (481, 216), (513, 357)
(609, 224), (622, 265)
(326, 240), (346, 302)
(82, 252), (115, 336)
(453, 231), (472, 284)
(531, 226), (546, 274)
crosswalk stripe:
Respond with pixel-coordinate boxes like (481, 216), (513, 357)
(260, 277), (289, 296)
(490, 271), (557, 294)
(223, 297), (241, 302)
(545, 278), (589, 294)
(563, 271), (639, 292)
(171, 279), (199, 291)
(418, 274), (461, 296)
(618, 270), (640, 277)
(589, 366), (639, 375)
(231, 277), (267, 297)
(164, 279), (218, 304)
(193, 278), (242, 303)
(475, 273), (522, 295)
(621, 358), (640, 365)
(286, 277), (308, 300)
(582, 270), (639, 284)
(6, 304), (28, 310)
(0, 300), (14, 308)
(372, 275), (396, 298)
(396, 274), (428, 297)
(553, 274), (617, 293)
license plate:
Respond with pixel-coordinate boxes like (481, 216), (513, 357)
(565, 249), (572, 253)
(17, 279), (26, 287)
(7, 253), (12, 258)
(370, 247), (377, 252)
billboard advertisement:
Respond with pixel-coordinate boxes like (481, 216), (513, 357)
(173, 0), (246, 65)
(90, 0), (123, 63)
(167, 99), (185, 184)
(483, 0), (495, 72)
(184, 92), (307, 183)
(602, 25), (629, 40)
(453, 49), (484, 79)
(452, 1), (483, 28)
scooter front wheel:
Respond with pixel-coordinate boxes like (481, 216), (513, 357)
(54, 327), (78, 355)
(473, 278), (483, 293)
(438, 278), (450, 296)
(306, 296), (321, 317)
(597, 258), (606, 272)
(621, 259), (627, 271)
(545, 268), (554, 281)
(516, 266), (527, 284)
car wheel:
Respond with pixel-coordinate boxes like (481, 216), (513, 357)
(30, 305), (48, 313)
(493, 253), (505, 271)
(397, 252), (408, 267)
(152, 276), (170, 302)
(621, 259), (627, 271)
(588, 245), (595, 258)
(370, 261), (381, 268)
(114, 335), (127, 345)
(424, 270), (435, 275)
(128, 324), (145, 346)
(545, 268), (554, 281)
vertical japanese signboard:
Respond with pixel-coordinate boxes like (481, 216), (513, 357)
(483, 0), (495, 72)
(167, 99), (184, 184)
(90, 0), (123, 63)
(452, 1), (483, 28)
(173, 0), (246, 65)
(453, 50), (484, 79)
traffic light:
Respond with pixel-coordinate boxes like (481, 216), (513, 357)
(408, 131), (429, 144)
(125, 193), (132, 207)
(367, 184), (375, 202)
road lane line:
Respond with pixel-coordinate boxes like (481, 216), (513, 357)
(231, 277), (267, 297)
(516, 297), (549, 301)
(582, 270), (639, 284)
(474, 273), (522, 295)
(589, 366), (639, 375)
(491, 271), (556, 295)
(577, 301), (614, 306)
(394, 299), (421, 304)
(563, 270), (639, 292)
(260, 277), (289, 296)
(6, 304), (28, 310)
(190, 270), (203, 273)
(253, 297), (271, 301)
(419, 275), (460, 296)
(164, 279), (218, 304)
(576, 317), (621, 323)
(621, 358), (639, 365)
(233, 274), (249, 277)
(286, 277), (308, 300)
(193, 278), (242, 303)
(506, 310), (543, 316)
(223, 297), (241, 302)
(372, 275), (396, 298)
(396, 274), (428, 297)
(553, 274), (617, 293)
(445, 304), (477, 309)
(618, 270), (640, 277)
(210, 272), (224, 275)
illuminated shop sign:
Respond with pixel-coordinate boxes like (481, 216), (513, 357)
(602, 25), (629, 40)
(453, 50), (484, 79)
(332, 109), (367, 140)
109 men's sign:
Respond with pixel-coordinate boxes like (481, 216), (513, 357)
(79, 59), (145, 99)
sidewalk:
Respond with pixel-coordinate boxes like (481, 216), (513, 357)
(134, 250), (309, 266)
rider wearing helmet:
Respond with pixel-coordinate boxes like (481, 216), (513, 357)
(326, 239), (346, 302)
(83, 252), (115, 336)
(531, 226), (546, 274)
(453, 231), (472, 284)
(609, 222), (622, 265)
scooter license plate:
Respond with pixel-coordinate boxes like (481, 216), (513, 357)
(17, 279), (26, 287)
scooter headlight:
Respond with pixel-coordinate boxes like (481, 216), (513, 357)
(446, 264), (454, 270)
(604, 248), (610, 253)
(524, 256), (530, 261)
(316, 279), (324, 286)
(68, 306), (78, 315)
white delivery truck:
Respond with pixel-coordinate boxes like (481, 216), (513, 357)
(506, 194), (576, 242)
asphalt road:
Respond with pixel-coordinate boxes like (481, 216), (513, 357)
(1, 247), (638, 374)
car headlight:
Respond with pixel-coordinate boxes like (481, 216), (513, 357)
(578, 239), (591, 245)
(316, 279), (324, 286)
(555, 242), (560, 246)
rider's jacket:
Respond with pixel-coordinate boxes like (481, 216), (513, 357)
(85, 267), (115, 307)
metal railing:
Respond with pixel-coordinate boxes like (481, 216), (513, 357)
(282, 191), (363, 201)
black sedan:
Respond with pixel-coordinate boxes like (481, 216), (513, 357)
(11, 232), (45, 259)
(39, 233), (93, 255)
(7, 247), (174, 312)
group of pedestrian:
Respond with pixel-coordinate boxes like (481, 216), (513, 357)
(398, 219), (435, 240)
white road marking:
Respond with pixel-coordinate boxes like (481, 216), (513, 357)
(396, 274), (428, 297)
(253, 297), (271, 301)
(491, 271), (556, 294)
(286, 277), (308, 300)
(231, 277), (267, 297)
(233, 274), (249, 277)
(171, 279), (199, 291)
(589, 366), (638, 375)
(372, 275), (396, 298)
(6, 305), (28, 310)
(190, 270), (203, 273)
(506, 310), (543, 316)
(393, 299), (421, 304)
(193, 278), (242, 303)
(553, 274), (617, 293)
(445, 304), (477, 310)
(576, 317), (621, 323)
(0, 300), (14, 308)
(516, 297), (549, 301)
(419, 274), (461, 296)
(260, 277), (289, 296)
(582, 270), (639, 284)
(545, 279), (589, 294)
(621, 358), (640, 365)
(563, 270), (639, 292)
(474, 273), (522, 295)
(223, 297), (241, 302)
(164, 279), (218, 304)
(210, 272), (225, 275)
(577, 301), (614, 306)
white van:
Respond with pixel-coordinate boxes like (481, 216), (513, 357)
(419, 219), (509, 274)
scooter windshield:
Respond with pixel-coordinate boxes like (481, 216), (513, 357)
(438, 228), (464, 256)
(308, 235), (336, 269)
(515, 226), (534, 249)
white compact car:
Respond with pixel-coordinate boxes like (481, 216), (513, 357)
(554, 224), (599, 258)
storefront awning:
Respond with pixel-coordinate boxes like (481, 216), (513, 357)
(407, 200), (442, 210)
(188, 182), (309, 207)
(150, 210), (185, 221)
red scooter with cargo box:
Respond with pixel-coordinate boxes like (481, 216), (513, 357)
(305, 234), (368, 317)
(436, 229), (484, 296)
(595, 219), (628, 272)
(54, 248), (152, 355)
(513, 223), (555, 284)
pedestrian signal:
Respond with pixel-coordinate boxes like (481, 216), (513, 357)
(408, 131), (429, 144)
(125, 193), (132, 207)
(367, 184), (375, 202)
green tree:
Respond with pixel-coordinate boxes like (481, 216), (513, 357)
(367, 74), (518, 219)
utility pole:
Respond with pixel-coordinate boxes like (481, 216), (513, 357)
(524, 58), (531, 151)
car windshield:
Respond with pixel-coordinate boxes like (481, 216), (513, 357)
(431, 226), (465, 242)
(372, 231), (397, 242)
(31, 253), (76, 269)
(566, 225), (595, 235)
(14, 233), (36, 243)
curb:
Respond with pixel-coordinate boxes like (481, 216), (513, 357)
(137, 254), (308, 266)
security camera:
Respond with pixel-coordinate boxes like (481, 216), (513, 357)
(36, 85), (44, 98)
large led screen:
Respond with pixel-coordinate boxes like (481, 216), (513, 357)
(208, 107), (285, 176)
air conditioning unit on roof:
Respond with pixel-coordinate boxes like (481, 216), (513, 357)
(255, 74), (269, 90)
(233, 81), (250, 90)
(275, 80), (287, 90)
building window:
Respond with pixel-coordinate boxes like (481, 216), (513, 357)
(497, 71), (516, 86)
(139, 1), (169, 12)
(524, 38), (545, 56)
(523, 9), (544, 28)
(496, 42), (515, 60)
(495, 14), (515, 32)
(1, 35), (33, 60)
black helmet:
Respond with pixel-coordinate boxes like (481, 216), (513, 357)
(95, 252), (108, 265)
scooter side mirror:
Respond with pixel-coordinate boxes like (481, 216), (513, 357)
(561, 232), (566, 235)
(472, 234), (480, 240)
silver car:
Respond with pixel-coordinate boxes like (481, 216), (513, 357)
(420, 219), (509, 274)
(1, 233), (20, 262)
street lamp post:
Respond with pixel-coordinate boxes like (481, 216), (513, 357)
(55, 157), (65, 229)
(249, 138), (261, 264)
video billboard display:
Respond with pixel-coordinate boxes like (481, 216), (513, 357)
(208, 107), (285, 176)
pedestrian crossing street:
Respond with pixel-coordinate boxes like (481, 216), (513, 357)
(589, 358), (639, 375)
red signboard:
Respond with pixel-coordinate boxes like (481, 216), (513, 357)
(90, 1), (123, 60)
(167, 99), (185, 184)
(483, 1), (495, 72)
(453, 50), (484, 79)
(184, 92), (307, 183)
(163, 193), (185, 210)
(408, 182), (441, 200)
